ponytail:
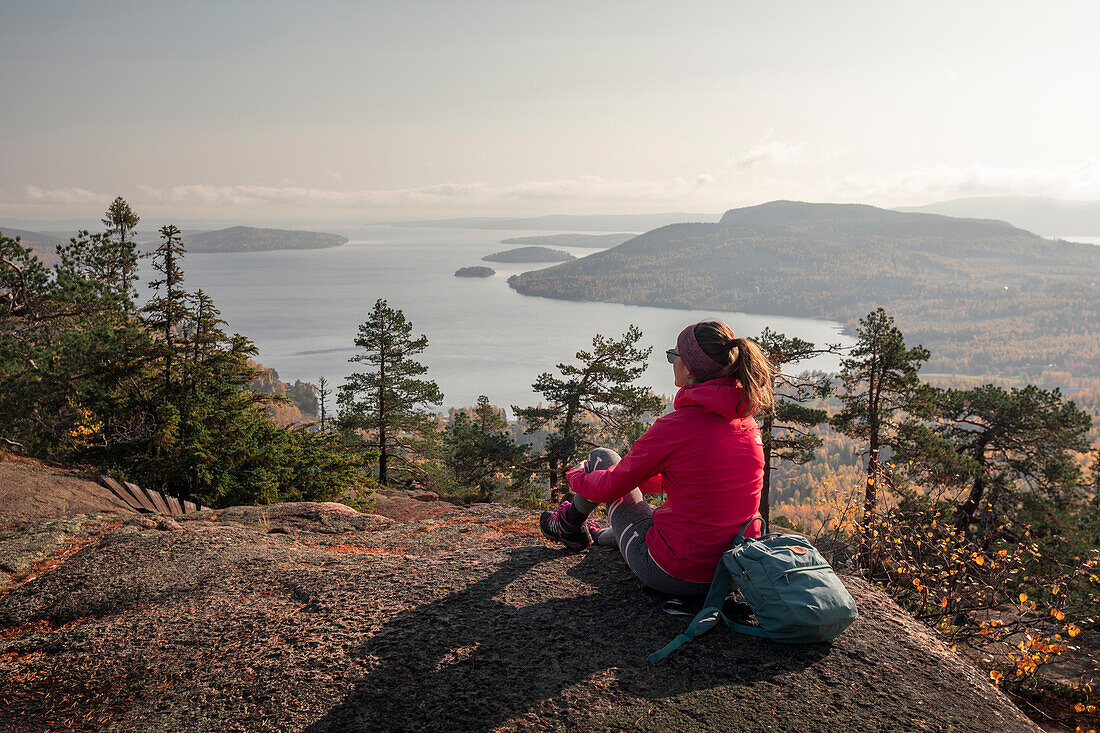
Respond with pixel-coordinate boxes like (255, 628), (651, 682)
(692, 321), (775, 417)
(727, 336), (774, 417)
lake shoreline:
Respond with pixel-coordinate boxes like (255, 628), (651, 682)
(138, 224), (856, 411)
(507, 274), (857, 338)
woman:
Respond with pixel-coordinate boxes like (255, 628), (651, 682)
(540, 320), (774, 597)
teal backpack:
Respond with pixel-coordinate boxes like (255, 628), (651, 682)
(649, 517), (858, 664)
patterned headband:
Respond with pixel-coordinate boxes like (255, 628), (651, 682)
(676, 323), (725, 381)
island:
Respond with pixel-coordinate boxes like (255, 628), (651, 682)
(180, 226), (348, 253)
(498, 233), (635, 247)
(454, 266), (495, 278)
(507, 200), (1100, 381)
(481, 246), (576, 263)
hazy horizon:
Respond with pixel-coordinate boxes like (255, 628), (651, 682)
(4, 1), (1100, 224)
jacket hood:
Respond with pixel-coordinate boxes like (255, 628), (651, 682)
(673, 376), (750, 420)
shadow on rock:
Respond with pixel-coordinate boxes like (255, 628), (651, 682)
(305, 545), (827, 733)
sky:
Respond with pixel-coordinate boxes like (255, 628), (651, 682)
(3, 0), (1100, 225)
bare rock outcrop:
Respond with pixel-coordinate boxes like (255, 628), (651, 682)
(0, 499), (1039, 732)
(0, 457), (137, 529)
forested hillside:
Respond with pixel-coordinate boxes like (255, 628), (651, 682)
(1, 228), (63, 265)
(509, 201), (1100, 382)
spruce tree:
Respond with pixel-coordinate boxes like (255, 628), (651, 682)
(102, 196), (140, 245)
(2, 226), (362, 506)
(833, 308), (932, 563)
(513, 325), (662, 496)
(337, 299), (443, 486)
(100, 197), (142, 298)
(2, 230), (150, 459)
(317, 376), (330, 431)
(142, 225), (189, 396)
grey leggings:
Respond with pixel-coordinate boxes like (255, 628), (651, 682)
(572, 448), (711, 597)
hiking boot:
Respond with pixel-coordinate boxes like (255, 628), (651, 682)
(540, 500), (593, 550)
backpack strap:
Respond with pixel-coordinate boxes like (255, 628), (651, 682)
(648, 559), (734, 664)
(733, 516), (767, 544)
(648, 516), (777, 664)
(724, 619), (771, 638)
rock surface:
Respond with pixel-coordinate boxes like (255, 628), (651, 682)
(0, 494), (1041, 732)
(0, 458), (137, 592)
(0, 457), (137, 529)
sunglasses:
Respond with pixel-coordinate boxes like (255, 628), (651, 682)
(665, 349), (679, 364)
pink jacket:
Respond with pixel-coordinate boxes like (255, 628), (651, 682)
(566, 376), (764, 583)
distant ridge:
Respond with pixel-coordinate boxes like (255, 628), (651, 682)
(388, 212), (717, 232)
(0, 227), (64, 265)
(898, 196), (1100, 237)
(499, 233), (635, 247)
(720, 199), (1021, 237)
(181, 226), (348, 253)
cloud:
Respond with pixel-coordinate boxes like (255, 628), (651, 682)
(128, 178), (701, 209)
(830, 160), (1100, 203)
(728, 141), (807, 171)
(24, 185), (104, 205)
(9, 157), (1100, 219)
(6, 180), (707, 217)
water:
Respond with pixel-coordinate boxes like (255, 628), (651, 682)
(142, 225), (855, 412)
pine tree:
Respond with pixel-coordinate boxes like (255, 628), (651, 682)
(131, 282), (360, 506)
(833, 308), (933, 564)
(899, 384), (1091, 542)
(755, 328), (835, 521)
(513, 325), (662, 496)
(337, 299), (443, 486)
(1, 231), (51, 322)
(445, 396), (529, 502)
(55, 230), (138, 305)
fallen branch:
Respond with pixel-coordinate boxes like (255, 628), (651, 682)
(1, 436), (26, 451)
